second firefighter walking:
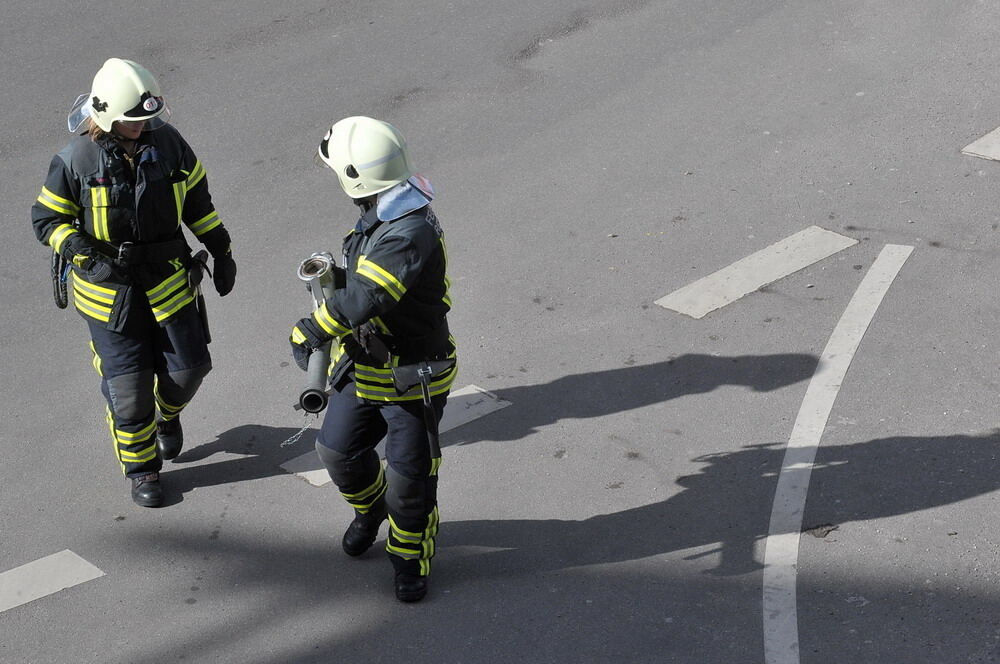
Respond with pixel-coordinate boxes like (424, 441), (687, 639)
(289, 116), (457, 602)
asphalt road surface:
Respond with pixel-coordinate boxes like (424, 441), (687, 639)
(3, 1), (1000, 663)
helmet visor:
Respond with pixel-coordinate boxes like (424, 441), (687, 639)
(67, 93), (90, 133)
(66, 92), (171, 133)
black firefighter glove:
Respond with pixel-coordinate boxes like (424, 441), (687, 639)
(62, 234), (121, 282)
(212, 251), (237, 296)
(289, 317), (329, 371)
(82, 255), (122, 282)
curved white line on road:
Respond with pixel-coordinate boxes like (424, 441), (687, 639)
(762, 244), (913, 664)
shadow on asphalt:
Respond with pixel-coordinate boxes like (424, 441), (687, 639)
(444, 430), (1000, 578)
(446, 352), (821, 443)
(155, 424), (321, 505)
(157, 352), (819, 505)
(120, 428), (1000, 663)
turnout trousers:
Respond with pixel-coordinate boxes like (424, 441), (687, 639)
(85, 290), (211, 478)
(316, 378), (447, 577)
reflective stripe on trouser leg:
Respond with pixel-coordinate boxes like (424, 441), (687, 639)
(100, 367), (159, 477)
(385, 463), (440, 577)
(315, 442), (387, 514)
(154, 365), (210, 422)
(105, 406), (158, 475)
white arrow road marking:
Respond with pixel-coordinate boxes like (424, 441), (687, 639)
(762, 244), (913, 664)
(281, 384), (512, 486)
(962, 126), (1000, 160)
(0, 550), (105, 613)
(655, 225), (857, 319)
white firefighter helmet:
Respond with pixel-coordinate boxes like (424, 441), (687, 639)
(317, 116), (412, 198)
(87, 58), (168, 132)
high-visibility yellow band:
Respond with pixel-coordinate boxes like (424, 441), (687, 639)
(47, 224), (78, 253)
(118, 443), (158, 462)
(73, 275), (116, 304)
(90, 186), (110, 241)
(341, 466), (386, 501)
(115, 421), (157, 442)
(357, 257), (406, 301)
(187, 161), (207, 188)
(150, 289), (195, 322)
(187, 210), (221, 236)
(172, 180), (187, 228)
(38, 187), (81, 216)
(313, 302), (350, 337)
(146, 268), (188, 304)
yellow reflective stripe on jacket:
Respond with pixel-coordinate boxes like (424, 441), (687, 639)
(150, 289), (195, 323)
(73, 276), (116, 304)
(354, 359), (456, 402)
(47, 224), (79, 253)
(357, 256), (406, 301)
(312, 301), (351, 337)
(90, 186), (110, 240)
(440, 238), (452, 307)
(186, 160), (206, 188)
(146, 268), (187, 303)
(72, 273), (116, 322)
(37, 186), (82, 216)
(187, 210), (221, 236)
(145, 268), (194, 322)
(172, 177), (187, 228)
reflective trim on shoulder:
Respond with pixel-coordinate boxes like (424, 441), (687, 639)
(186, 161), (207, 188)
(356, 256), (406, 301)
(38, 186), (82, 216)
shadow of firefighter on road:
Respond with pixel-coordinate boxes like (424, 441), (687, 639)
(444, 430), (1000, 578)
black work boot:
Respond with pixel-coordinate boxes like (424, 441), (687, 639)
(342, 500), (388, 557)
(156, 417), (183, 461)
(131, 473), (163, 508)
(394, 573), (428, 602)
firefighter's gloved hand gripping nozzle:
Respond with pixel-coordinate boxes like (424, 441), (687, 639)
(295, 252), (338, 413)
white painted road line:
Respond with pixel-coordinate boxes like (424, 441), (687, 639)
(0, 550), (105, 613)
(655, 225), (857, 319)
(437, 384), (511, 433)
(762, 244), (913, 664)
(962, 126), (1000, 161)
(281, 384), (512, 487)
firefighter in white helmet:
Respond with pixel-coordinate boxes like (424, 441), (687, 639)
(290, 116), (457, 602)
(31, 58), (237, 507)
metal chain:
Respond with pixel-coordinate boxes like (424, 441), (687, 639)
(281, 413), (318, 447)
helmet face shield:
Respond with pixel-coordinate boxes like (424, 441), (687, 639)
(67, 93), (90, 133)
(67, 92), (171, 134)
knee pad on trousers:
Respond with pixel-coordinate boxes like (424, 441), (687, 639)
(315, 441), (380, 489)
(155, 363), (212, 408)
(385, 464), (429, 519)
(106, 369), (155, 421)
